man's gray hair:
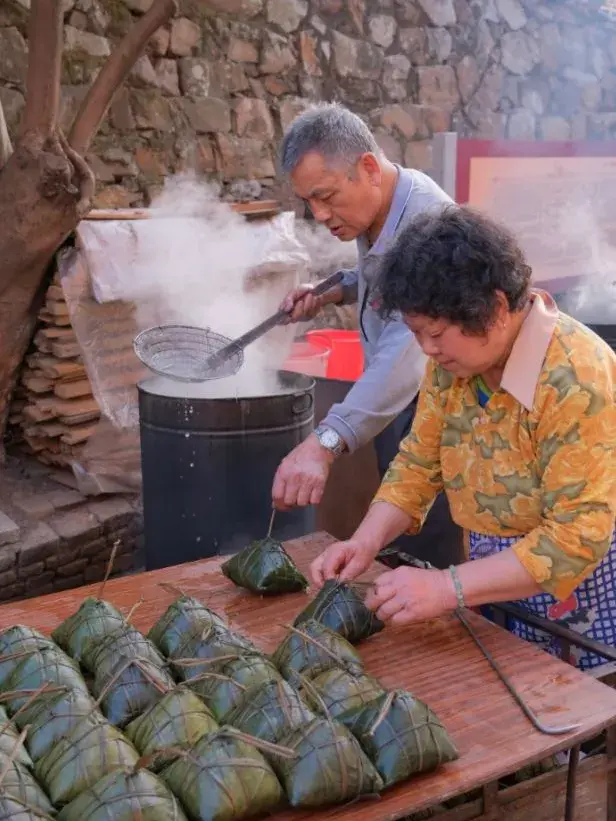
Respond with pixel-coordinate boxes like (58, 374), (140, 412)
(279, 102), (380, 174)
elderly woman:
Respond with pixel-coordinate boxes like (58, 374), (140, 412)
(312, 205), (616, 671)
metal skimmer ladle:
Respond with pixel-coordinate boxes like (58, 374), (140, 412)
(385, 552), (579, 736)
(133, 271), (344, 383)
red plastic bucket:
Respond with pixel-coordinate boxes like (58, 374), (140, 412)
(306, 330), (364, 381)
(283, 339), (331, 378)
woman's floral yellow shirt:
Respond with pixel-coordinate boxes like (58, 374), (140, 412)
(375, 291), (616, 602)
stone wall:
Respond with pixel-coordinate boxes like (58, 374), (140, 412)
(1, 0), (615, 205)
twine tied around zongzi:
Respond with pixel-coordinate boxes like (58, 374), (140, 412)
(280, 623), (353, 670)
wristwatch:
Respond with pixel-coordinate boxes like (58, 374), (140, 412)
(314, 424), (346, 458)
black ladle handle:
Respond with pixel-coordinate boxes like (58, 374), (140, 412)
(206, 271), (345, 369)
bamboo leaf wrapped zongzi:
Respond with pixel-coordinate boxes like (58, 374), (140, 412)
(274, 717), (383, 807)
(272, 620), (364, 685)
(337, 690), (459, 787)
(226, 679), (315, 746)
(302, 669), (386, 720)
(0, 709), (32, 769)
(221, 539), (308, 595)
(16, 689), (100, 763)
(80, 626), (167, 679)
(148, 595), (228, 658)
(92, 657), (175, 729)
(55, 766), (189, 821)
(294, 580), (384, 644)
(35, 713), (140, 806)
(0, 795), (54, 820)
(161, 728), (284, 821)
(0, 757), (55, 817)
(0, 629), (57, 691)
(187, 655), (281, 723)
(125, 688), (219, 773)
(3, 647), (89, 715)
(171, 626), (257, 682)
(51, 598), (126, 663)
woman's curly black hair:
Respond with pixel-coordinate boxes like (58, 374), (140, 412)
(377, 205), (532, 334)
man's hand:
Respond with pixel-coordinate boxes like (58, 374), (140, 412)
(365, 567), (457, 626)
(272, 434), (335, 510)
(280, 282), (344, 324)
(311, 538), (380, 586)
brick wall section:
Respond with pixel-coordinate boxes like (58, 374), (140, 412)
(0, 497), (143, 603)
(1, 0), (615, 208)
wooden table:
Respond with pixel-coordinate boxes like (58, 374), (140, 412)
(2, 532), (616, 821)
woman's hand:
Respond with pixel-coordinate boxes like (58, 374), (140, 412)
(311, 538), (379, 586)
(365, 567), (457, 625)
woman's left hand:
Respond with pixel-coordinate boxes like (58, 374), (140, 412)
(365, 567), (457, 625)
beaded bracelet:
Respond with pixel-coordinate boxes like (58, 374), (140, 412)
(448, 565), (466, 611)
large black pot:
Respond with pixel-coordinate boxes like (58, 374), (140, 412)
(138, 371), (315, 570)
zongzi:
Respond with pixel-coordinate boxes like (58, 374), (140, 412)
(221, 539), (308, 595)
(0, 708), (32, 769)
(36, 713), (140, 806)
(125, 688), (219, 772)
(294, 580), (384, 644)
(187, 654), (281, 723)
(161, 728), (284, 821)
(272, 620), (364, 685)
(80, 626), (167, 679)
(92, 657), (175, 729)
(17, 689), (100, 763)
(274, 717), (383, 808)
(0, 795), (53, 820)
(338, 690), (459, 787)
(302, 669), (385, 719)
(0, 628), (56, 691)
(0, 757), (55, 817)
(52, 598), (126, 663)
(226, 678), (315, 746)
(56, 766), (189, 821)
(171, 625), (257, 682)
(148, 595), (228, 658)
(4, 646), (89, 715)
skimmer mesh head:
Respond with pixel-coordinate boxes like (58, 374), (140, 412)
(133, 325), (244, 382)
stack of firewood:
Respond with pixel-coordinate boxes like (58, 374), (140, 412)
(8, 276), (100, 468)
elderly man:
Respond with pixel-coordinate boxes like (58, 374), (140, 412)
(272, 102), (462, 566)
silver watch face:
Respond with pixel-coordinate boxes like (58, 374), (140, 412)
(319, 428), (340, 449)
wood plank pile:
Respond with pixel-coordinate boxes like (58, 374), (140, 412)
(8, 274), (100, 468)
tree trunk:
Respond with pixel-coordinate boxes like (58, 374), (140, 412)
(0, 0), (178, 458)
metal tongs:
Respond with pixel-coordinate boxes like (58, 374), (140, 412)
(380, 550), (579, 736)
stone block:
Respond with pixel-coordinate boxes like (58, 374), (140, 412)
(182, 98), (231, 134)
(64, 25), (110, 57)
(79, 538), (107, 559)
(215, 134), (276, 180)
(507, 108), (536, 139)
(56, 558), (89, 578)
(417, 65), (458, 109)
(49, 510), (101, 545)
(87, 497), (135, 530)
(228, 38), (259, 63)
(19, 561), (45, 578)
(0, 569), (18, 588)
(110, 88), (135, 131)
(54, 577), (86, 593)
(150, 26), (170, 57)
(0, 584), (25, 601)
(416, 0), (455, 26)
(130, 90), (171, 130)
(169, 18), (201, 57)
(369, 15), (396, 49)
(0, 547), (16, 574)
(234, 97), (275, 140)
(332, 32), (383, 80)
(404, 139), (432, 171)
(501, 30), (540, 75)
(279, 96), (312, 130)
(0, 86), (25, 135)
(25, 572), (56, 593)
(155, 59), (180, 96)
(179, 58), (211, 97)
(378, 104), (420, 138)
(382, 55), (410, 101)
(299, 31), (322, 76)
(266, 0), (308, 32)
(260, 37), (296, 74)
(0, 512), (20, 546)
(18, 524), (59, 566)
(0, 27), (28, 86)
(539, 116), (572, 140)
(11, 494), (55, 520)
(84, 563), (107, 584)
(44, 488), (86, 512)
(129, 55), (159, 89)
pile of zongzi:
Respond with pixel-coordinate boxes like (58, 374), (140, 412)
(0, 574), (459, 819)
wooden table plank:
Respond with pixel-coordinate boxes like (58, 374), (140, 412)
(2, 531), (616, 821)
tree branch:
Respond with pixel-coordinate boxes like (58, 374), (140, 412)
(68, 0), (178, 155)
(21, 0), (64, 137)
(0, 99), (12, 170)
